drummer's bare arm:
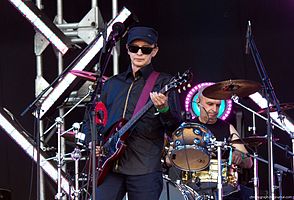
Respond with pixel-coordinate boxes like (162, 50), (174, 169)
(230, 125), (253, 169)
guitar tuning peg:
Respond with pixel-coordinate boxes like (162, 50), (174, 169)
(178, 88), (181, 93)
(183, 86), (186, 91)
(187, 83), (191, 88)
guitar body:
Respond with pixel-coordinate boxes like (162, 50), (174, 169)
(97, 119), (129, 186)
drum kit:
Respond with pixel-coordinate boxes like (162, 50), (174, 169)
(160, 79), (294, 200)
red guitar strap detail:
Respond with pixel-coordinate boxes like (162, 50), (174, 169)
(132, 71), (160, 117)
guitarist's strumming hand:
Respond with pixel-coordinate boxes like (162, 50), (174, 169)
(88, 142), (104, 157)
(150, 92), (169, 111)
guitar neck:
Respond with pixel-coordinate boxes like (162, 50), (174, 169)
(118, 100), (154, 138)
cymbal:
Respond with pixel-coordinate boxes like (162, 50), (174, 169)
(70, 70), (108, 82)
(232, 135), (279, 147)
(202, 79), (262, 100)
(258, 103), (294, 114)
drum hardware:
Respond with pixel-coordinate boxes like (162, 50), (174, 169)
(231, 135), (279, 147)
(202, 79), (261, 100)
(70, 122), (83, 200)
(214, 140), (228, 200)
(257, 102), (294, 114)
(55, 117), (65, 200)
(231, 95), (286, 133)
(160, 176), (201, 200)
(42, 86), (93, 138)
(231, 95), (292, 200)
(275, 170), (283, 200)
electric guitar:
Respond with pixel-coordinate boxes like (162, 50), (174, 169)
(95, 69), (193, 186)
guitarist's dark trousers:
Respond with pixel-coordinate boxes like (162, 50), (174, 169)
(93, 171), (163, 200)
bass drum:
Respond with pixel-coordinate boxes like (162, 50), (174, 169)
(160, 176), (200, 200)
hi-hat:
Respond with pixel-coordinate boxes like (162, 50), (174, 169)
(202, 79), (262, 100)
(232, 135), (279, 147)
(258, 103), (294, 114)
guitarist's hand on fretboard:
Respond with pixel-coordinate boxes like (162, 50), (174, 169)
(150, 92), (169, 110)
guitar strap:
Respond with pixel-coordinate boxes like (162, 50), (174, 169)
(132, 71), (160, 117)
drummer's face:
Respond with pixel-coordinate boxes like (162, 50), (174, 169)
(199, 96), (221, 123)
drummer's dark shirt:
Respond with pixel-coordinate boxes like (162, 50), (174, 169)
(193, 117), (231, 141)
(83, 64), (182, 175)
(193, 117), (231, 159)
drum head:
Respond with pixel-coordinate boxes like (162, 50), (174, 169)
(171, 122), (214, 171)
(170, 146), (210, 171)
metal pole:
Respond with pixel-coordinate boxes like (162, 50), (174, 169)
(55, 117), (64, 199)
(56, 1), (67, 199)
(35, 0), (46, 199)
(112, 0), (119, 75)
(75, 158), (79, 200)
(217, 143), (223, 200)
(267, 102), (275, 199)
(253, 151), (259, 200)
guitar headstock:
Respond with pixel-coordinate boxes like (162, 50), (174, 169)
(163, 69), (193, 94)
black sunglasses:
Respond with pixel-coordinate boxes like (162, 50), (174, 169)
(127, 45), (155, 54)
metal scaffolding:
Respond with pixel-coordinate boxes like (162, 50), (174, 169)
(33, 0), (119, 199)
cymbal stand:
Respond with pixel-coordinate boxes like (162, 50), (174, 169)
(212, 140), (227, 200)
(246, 21), (284, 199)
(71, 122), (84, 200)
(248, 112), (259, 200)
(55, 117), (64, 200)
(275, 170), (283, 200)
(231, 96), (285, 132)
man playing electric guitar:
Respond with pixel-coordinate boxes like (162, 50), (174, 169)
(83, 26), (182, 200)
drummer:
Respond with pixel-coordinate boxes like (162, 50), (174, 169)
(195, 86), (253, 169)
(190, 85), (253, 199)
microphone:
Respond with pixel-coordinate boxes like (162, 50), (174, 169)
(108, 22), (126, 42)
(245, 20), (251, 54)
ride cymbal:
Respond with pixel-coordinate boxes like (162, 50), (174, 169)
(202, 79), (262, 100)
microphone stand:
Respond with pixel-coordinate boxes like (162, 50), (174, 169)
(246, 20), (284, 199)
(89, 27), (124, 200)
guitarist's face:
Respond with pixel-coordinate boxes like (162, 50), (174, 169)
(127, 40), (159, 70)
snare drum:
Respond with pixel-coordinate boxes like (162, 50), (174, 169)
(171, 122), (215, 171)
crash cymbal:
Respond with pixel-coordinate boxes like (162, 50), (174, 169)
(232, 135), (279, 147)
(258, 103), (294, 114)
(70, 70), (108, 82)
(202, 79), (262, 100)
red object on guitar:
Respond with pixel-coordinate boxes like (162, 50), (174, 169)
(95, 101), (108, 126)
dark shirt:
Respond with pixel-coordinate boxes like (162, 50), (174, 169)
(193, 117), (230, 141)
(83, 64), (182, 175)
(193, 117), (231, 159)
